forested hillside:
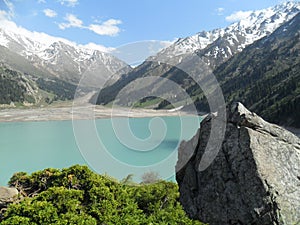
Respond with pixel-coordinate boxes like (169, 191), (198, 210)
(175, 13), (300, 128)
(124, 13), (300, 128)
(194, 12), (300, 127)
(0, 66), (37, 105)
(94, 4), (300, 112)
(36, 78), (77, 102)
(0, 65), (78, 107)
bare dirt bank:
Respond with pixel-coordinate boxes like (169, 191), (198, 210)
(0, 105), (192, 123)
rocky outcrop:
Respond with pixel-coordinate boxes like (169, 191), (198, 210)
(0, 187), (18, 208)
(0, 186), (18, 218)
(176, 102), (300, 225)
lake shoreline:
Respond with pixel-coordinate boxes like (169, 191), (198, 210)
(1, 105), (299, 138)
(0, 105), (195, 123)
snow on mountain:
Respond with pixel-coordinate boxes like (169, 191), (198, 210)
(0, 1), (299, 89)
(152, 1), (300, 65)
(0, 19), (131, 87)
(0, 19), (75, 53)
(95, 1), (300, 106)
(225, 1), (300, 47)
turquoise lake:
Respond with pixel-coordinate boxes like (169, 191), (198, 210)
(0, 116), (200, 185)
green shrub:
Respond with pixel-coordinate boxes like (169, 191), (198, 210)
(1, 165), (204, 225)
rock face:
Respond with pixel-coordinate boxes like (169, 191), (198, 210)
(176, 102), (300, 225)
(0, 186), (18, 219)
(0, 187), (18, 208)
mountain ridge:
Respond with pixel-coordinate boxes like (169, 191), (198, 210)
(0, 22), (131, 88)
(95, 1), (300, 107)
(150, 1), (300, 67)
(206, 11), (300, 127)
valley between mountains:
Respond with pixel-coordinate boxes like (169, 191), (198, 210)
(0, 1), (299, 130)
(0, 1), (300, 224)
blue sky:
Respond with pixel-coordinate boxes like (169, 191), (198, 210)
(0, 0), (297, 50)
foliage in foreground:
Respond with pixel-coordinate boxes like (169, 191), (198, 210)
(0, 165), (203, 225)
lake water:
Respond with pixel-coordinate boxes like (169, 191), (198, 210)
(0, 116), (200, 185)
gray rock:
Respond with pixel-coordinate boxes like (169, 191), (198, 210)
(176, 102), (300, 225)
(0, 186), (18, 208)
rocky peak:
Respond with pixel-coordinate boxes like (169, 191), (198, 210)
(176, 102), (300, 225)
(0, 23), (131, 87)
(151, 2), (300, 65)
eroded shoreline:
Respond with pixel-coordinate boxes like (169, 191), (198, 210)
(0, 105), (192, 123)
(1, 105), (299, 138)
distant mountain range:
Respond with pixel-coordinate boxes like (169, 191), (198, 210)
(0, 20), (131, 106)
(0, 1), (299, 128)
(0, 25), (131, 86)
(209, 11), (300, 127)
(95, 1), (300, 127)
(152, 2), (300, 67)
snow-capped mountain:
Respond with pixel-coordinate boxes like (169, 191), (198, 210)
(152, 1), (300, 67)
(0, 21), (131, 87)
(96, 1), (300, 106)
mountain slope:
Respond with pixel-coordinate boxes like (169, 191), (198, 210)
(96, 1), (300, 106)
(190, 13), (300, 127)
(195, 1), (300, 68)
(154, 1), (300, 67)
(0, 64), (79, 107)
(194, 12), (300, 127)
(0, 65), (40, 106)
(0, 46), (54, 78)
(0, 23), (131, 88)
(0, 45), (79, 105)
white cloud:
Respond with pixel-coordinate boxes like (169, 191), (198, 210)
(0, 18), (77, 47)
(58, 15), (122, 37)
(3, 0), (14, 18)
(58, 14), (83, 29)
(43, 9), (57, 18)
(159, 40), (174, 48)
(216, 7), (225, 16)
(109, 40), (176, 66)
(58, 0), (78, 7)
(37, 0), (46, 3)
(226, 10), (252, 22)
(81, 42), (115, 53)
(0, 10), (10, 21)
(0, 16), (116, 54)
(31, 10), (38, 17)
(146, 40), (174, 55)
(88, 19), (122, 36)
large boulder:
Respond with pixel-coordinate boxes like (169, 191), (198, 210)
(176, 102), (300, 225)
(0, 186), (18, 208)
